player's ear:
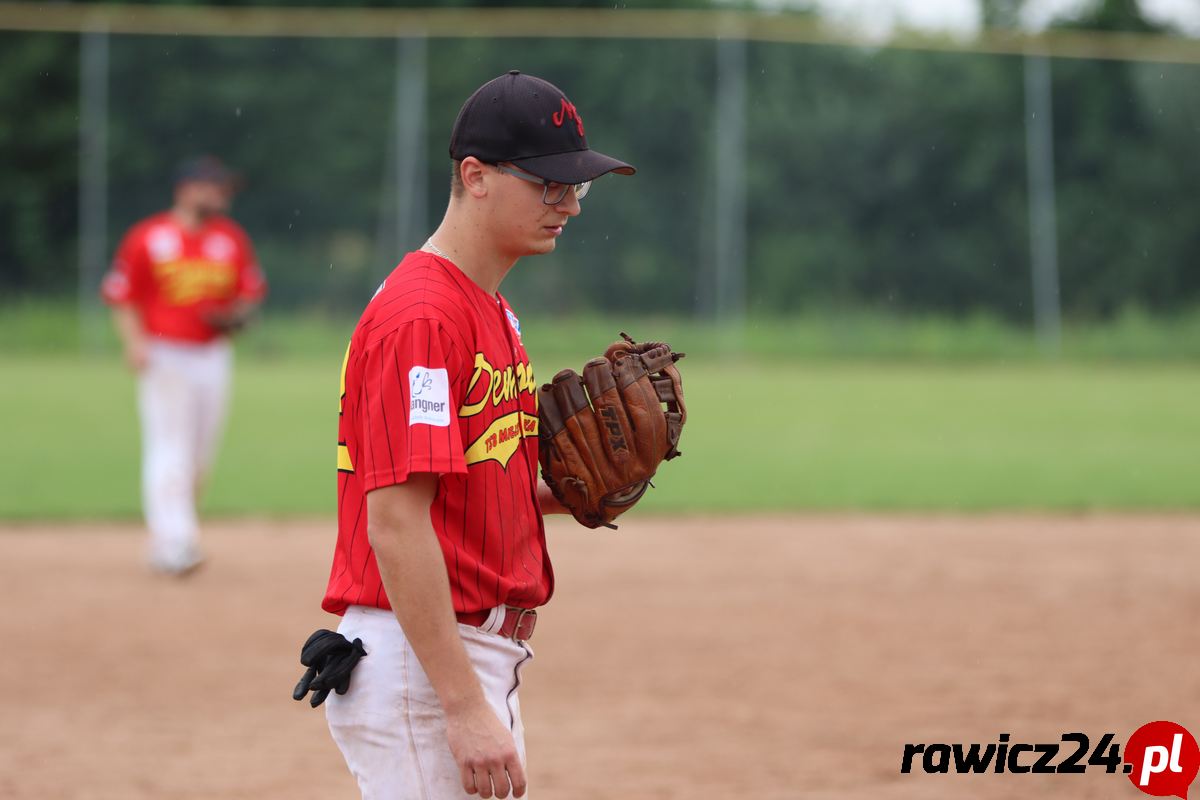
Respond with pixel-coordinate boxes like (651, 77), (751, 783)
(459, 157), (489, 199)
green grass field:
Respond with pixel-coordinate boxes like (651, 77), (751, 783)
(2, 352), (1196, 519)
(6, 301), (1200, 362)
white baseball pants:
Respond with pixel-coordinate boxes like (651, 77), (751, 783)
(326, 605), (534, 800)
(138, 338), (231, 566)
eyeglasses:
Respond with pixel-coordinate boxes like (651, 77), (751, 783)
(493, 164), (591, 205)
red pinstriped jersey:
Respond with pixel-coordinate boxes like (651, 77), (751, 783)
(100, 212), (266, 343)
(322, 251), (551, 616)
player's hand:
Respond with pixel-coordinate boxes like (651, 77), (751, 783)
(445, 703), (527, 798)
(124, 340), (149, 372)
(536, 478), (569, 515)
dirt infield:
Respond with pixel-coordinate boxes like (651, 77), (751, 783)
(2, 514), (1198, 799)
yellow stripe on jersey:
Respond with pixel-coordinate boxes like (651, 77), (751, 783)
(337, 443), (354, 472)
(339, 341), (351, 414)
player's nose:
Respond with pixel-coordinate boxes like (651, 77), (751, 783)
(554, 187), (582, 217)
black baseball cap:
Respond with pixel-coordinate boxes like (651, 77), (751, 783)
(449, 70), (635, 185)
(174, 155), (240, 188)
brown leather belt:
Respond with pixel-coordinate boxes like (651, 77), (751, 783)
(456, 606), (538, 642)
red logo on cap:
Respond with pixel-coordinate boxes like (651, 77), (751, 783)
(552, 99), (584, 137)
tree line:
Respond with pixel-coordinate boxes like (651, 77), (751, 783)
(1, 0), (1196, 320)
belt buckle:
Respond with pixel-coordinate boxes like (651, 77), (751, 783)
(510, 607), (536, 642)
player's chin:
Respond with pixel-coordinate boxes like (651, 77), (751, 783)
(528, 230), (561, 254)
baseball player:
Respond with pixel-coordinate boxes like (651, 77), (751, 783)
(316, 72), (634, 799)
(101, 156), (266, 576)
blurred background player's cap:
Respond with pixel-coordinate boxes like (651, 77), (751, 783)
(174, 155), (242, 190)
(449, 70), (635, 185)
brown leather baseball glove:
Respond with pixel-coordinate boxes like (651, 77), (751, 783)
(202, 304), (256, 335)
(537, 333), (686, 529)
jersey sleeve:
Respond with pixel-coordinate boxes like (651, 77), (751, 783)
(231, 224), (267, 302)
(100, 225), (150, 306)
(356, 318), (469, 492)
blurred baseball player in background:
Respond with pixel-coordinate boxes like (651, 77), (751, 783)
(314, 71), (634, 799)
(101, 156), (267, 576)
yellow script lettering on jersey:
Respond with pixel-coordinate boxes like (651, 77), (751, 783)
(154, 259), (238, 305)
(459, 352), (536, 418)
(460, 352), (538, 468)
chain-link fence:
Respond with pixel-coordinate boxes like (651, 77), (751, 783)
(4, 6), (1199, 351)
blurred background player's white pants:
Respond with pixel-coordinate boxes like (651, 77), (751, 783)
(326, 605), (533, 800)
(138, 338), (232, 570)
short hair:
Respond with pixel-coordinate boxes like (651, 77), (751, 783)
(450, 159), (464, 197)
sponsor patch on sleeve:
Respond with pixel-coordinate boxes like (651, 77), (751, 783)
(408, 367), (450, 427)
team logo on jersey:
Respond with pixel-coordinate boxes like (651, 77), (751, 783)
(409, 367), (451, 427)
(460, 352), (536, 418)
(464, 411), (538, 468)
(153, 259), (238, 305)
(147, 226), (182, 263)
(201, 232), (236, 261)
(505, 308), (522, 341)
